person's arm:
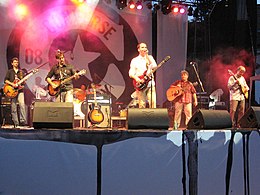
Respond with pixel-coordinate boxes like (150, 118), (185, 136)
(129, 59), (142, 83)
(45, 67), (59, 89)
(193, 93), (198, 107)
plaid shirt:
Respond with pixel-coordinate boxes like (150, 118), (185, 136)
(171, 80), (196, 103)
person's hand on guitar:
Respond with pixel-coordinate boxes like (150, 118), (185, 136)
(49, 81), (59, 89)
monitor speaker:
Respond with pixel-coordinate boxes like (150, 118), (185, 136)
(187, 109), (232, 129)
(33, 102), (73, 129)
(238, 107), (260, 128)
(127, 108), (169, 129)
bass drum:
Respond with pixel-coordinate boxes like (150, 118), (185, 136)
(80, 101), (88, 115)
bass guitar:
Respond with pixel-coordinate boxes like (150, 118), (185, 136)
(133, 56), (171, 91)
(228, 69), (248, 99)
(166, 82), (198, 102)
(3, 69), (39, 98)
(48, 69), (86, 96)
(88, 83), (104, 125)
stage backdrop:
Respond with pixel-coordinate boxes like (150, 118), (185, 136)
(0, 0), (187, 107)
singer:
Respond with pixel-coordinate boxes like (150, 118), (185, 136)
(46, 50), (79, 102)
(129, 42), (157, 108)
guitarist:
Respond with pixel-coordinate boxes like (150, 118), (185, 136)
(129, 42), (157, 108)
(46, 50), (79, 102)
(4, 57), (27, 127)
(169, 70), (197, 130)
(227, 65), (249, 128)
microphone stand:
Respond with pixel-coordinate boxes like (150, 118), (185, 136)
(191, 62), (205, 109)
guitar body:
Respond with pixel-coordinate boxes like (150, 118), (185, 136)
(132, 56), (171, 91)
(3, 79), (24, 98)
(88, 105), (104, 124)
(48, 69), (86, 96)
(132, 70), (152, 91)
(166, 86), (183, 102)
(48, 80), (62, 96)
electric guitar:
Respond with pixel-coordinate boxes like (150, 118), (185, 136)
(3, 69), (39, 98)
(228, 69), (248, 99)
(87, 83), (104, 125)
(48, 69), (86, 96)
(133, 56), (171, 91)
(166, 82), (198, 102)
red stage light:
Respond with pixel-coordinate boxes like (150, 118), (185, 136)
(179, 7), (185, 14)
(172, 6), (179, 13)
(136, 1), (143, 10)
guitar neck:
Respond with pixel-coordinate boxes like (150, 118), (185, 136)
(60, 74), (76, 85)
(16, 71), (34, 85)
(93, 88), (97, 107)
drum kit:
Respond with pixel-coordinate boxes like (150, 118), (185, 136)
(73, 84), (102, 117)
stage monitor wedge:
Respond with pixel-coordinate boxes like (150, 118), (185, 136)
(33, 102), (73, 129)
(239, 106), (260, 128)
(187, 109), (232, 129)
(127, 108), (169, 129)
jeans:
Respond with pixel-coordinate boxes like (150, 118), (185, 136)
(11, 92), (27, 126)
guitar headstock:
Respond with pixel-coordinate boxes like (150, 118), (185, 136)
(228, 69), (234, 76)
(32, 69), (39, 74)
(78, 69), (87, 76)
(164, 56), (171, 62)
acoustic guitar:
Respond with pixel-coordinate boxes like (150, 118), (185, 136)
(166, 82), (198, 102)
(48, 69), (86, 96)
(133, 56), (171, 91)
(3, 69), (38, 98)
(87, 83), (104, 125)
(228, 69), (248, 99)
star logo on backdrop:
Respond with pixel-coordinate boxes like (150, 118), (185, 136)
(65, 35), (100, 82)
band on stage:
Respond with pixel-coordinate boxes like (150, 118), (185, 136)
(1, 46), (250, 129)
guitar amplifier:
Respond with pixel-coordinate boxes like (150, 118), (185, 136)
(85, 94), (112, 128)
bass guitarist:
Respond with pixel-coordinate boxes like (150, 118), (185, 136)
(228, 65), (249, 128)
(46, 50), (79, 102)
(129, 42), (157, 108)
(4, 57), (27, 127)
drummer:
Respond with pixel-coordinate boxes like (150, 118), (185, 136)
(74, 84), (87, 102)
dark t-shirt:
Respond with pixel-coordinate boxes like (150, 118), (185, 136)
(46, 63), (76, 91)
(5, 69), (25, 92)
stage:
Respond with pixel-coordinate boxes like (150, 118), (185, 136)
(0, 126), (259, 195)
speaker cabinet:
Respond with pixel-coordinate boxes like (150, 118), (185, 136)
(33, 102), (73, 129)
(187, 109), (232, 129)
(127, 108), (169, 129)
(239, 107), (260, 128)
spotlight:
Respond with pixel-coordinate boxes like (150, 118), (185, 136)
(129, 0), (135, 9)
(161, 0), (172, 15)
(154, 3), (160, 10)
(187, 6), (193, 16)
(146, 2), (152, 10)
(172, 6), (179, 13)
(136, 0), (143, 10)
(116, 0), (127, 9)
(179, 7), (185, 14)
